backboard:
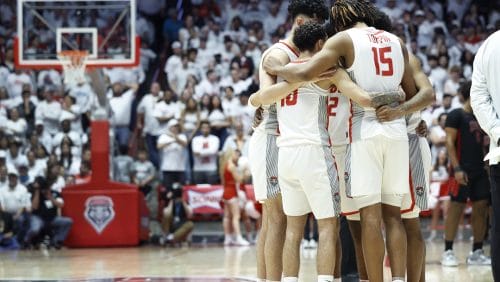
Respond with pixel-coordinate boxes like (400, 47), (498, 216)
(15, 0), (139, 69)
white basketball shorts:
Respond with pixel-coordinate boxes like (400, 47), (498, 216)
(248, 131), (280, 202)
(279, 145), (340, 219)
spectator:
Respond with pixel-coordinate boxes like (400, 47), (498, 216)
(131, 149), (156, 195)
(432, 94), (455, 123)
(6, 69), (31, 99)
(157, 119), (188, 191)
(0, 165), (7, 188)
(179, 15), (200, 50)
(418, 9), (448, 49)
(47, 164), (65, 193)
(0, 200), (19, 250)
(74, 161), (91, 185)
(113, 146), (134, 183)
(26, 151), (45, 181)
(195, 70), (220, 99)
(61, 95), (83, 134)
(162, 8), (182, 42)
(5, 108), (27, 138)
(164, 41), (183, 81)
(430, 113), (448, 161)
(34, 120), (53, 153)
(222, 122), (250, 157)
(160, 183), (193, 245)
(0, 167), (31, 247)
(7, 140), (28, 170)
(137, 82), (163, 168)
(380, 0), (403, 22)
(208, 95), (230, 148)
(153, 89), (178, 134)
(52, 118), (82, 150)
(191, 120), (220, 184)
(179, 97), (201, 142)
(35, 86), (62, 136)
(27, 177), (72, 249)
(108, 80), (137, 151)
(221, 86), (240, 121)
(168, 54), (197, 95)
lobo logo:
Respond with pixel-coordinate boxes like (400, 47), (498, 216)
(84, 196), (115, 234)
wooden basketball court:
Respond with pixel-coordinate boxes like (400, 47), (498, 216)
(0, 240), (492, 282)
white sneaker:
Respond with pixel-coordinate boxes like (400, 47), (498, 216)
(441, 250), (459, 267)
(466, 249), (491, 265)
(426, 230), (436, 242)
(308, 239), (318, 249)
(234, 236), (250, 246)
(223, 236), (233, 246)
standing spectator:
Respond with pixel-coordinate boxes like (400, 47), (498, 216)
(162, 8), (182, 42)
(191, 121), (219, 184)
(157, 119), (188, 190)
(35, 86), (62, 136)
(6, 69), (31, 99)
(432, 94), (455, 123)
(168, 54), (197, 95)
(0, 168), (31, 247)
(179, 97), (201, 142)
(470, 30), (500, 280)
(109, 81), (137, 151)
(153, 89), (178, 135)
(428, 55), (448, 102)
(208, 95), (230, 148)
(429, 113), (448, 160)
(131, 149), (156, 195)
(179, 15), (200, 50)
(113, 145), (134, 184)
(137, 82), (163, 168)
(195, 70), (220, 99)
(27, 177), (72, 249)
(442, 81), (491, 266)
(380, 0), (403, 22)
(221, 86), (240, 121)
(164, 41), (183, 81)
(61, 95), (83, 134)
(418, 10), (448, 49)
(16, 90), (35, 133)
(222, 122), (250, 157)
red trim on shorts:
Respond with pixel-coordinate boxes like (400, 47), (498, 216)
(279, 41), (300, 57)
(341, 210), (360, 216)
(401, 165), (416, 214)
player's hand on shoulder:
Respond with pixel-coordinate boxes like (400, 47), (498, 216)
(262, 55), (282, 75)
(252, 107), (264, 128)
(416, 120), (428, 137)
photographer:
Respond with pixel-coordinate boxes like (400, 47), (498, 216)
(0, 201), (19, 250)
(27, 177), (73, 249)
(160, 183), (194, 245)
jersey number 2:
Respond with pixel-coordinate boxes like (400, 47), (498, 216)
(371, 47), (393, 76)
(280, 89), (298, 107)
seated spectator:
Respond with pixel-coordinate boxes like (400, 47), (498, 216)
(26, 151), (45, 182)
(131, 149), (156, 195)
(195, 70), (220, 99)
(0, 201), (19, 250)
(61, 94), (83, 134)
(208, 95), (231, 149)
(113, 146), (134, 183)
(157, 119), (188, 191)
(222, 86), (240, 120)
(191, 121), (220, 184)
(34, 120), (53, 153)
(27, 177), (72, 249)
(4, 108), (27, 138)
(47, 164), (66, 193)
(0, 165), (7, 188)
(0, 167), (31, 247)
(52, 118), (82, 152)
(160, 183), (193, 246)
(57, 142), (80, 176)
(74, 161), (91, 185)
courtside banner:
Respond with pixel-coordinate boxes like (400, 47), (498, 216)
(183, 185), (224, 215)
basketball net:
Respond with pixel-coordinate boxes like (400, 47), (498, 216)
(57, 50), (89, 85)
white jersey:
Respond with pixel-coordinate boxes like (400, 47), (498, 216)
(276, 79), (330, 147)
(254, 41), (299, 136)
(406, 111), (421, 134)
(328, 85), (351, 146)
(345, 27), (407, 141)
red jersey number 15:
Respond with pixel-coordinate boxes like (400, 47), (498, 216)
(372, 46), (393, 76)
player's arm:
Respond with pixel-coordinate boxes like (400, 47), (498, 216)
(249, 49), (290, 108)
(264, 32), (351, 83)
(329, 68), (371, 108)
(249, 81), (302, 105)
(376, 52), (434, 122)
(399, 40), (418, 100)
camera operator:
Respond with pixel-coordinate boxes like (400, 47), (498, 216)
(0, 201), (19, 250)
(27, 176), (73, 249)
(160, 182), (194, 245)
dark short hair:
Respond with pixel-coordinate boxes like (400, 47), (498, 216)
(373, 8), (393, 32)
(200, 120), (211, 127)
(293, 22), (327, 53)
(288, 0), (329, 23)
(458, 80), (471, 101)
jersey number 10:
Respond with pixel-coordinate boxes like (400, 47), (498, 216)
(280, 89), (298, 107)
(371, 46), (393, 76)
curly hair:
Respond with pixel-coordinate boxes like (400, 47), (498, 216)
(373, 8), (393, 32)
(331, 0), (379, 31)
(288, 0), (329, 23)
(293, 22), (327, 53)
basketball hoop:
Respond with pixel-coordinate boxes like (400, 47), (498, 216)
(57, 50), (89, 85)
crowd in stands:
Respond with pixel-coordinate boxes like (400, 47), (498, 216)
(0, 0), (498, 248)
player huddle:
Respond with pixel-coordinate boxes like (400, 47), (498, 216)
(248, 1), (435, 282)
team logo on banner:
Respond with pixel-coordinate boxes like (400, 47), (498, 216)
(84, 196), (115, 234)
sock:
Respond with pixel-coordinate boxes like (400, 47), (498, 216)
(392, 277), (405, 282)
(360, 280), (369, 282)
(283, 277), (298, 282)
(445, 240), (453, 251)
(256, 279), (265, 282)
(334, 278), (341, 282)
(317, 275), (334, 282)
(473, 242), (483, 251)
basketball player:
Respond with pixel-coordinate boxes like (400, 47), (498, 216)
(470, 30), (500, 281)
(264, 1), (418, 281)
(247, 1), (329, 281)
(343, 11), (435, 282)
(252, 22), (371, 282)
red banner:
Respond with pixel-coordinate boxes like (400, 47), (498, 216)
(183, 185), (224, 215)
